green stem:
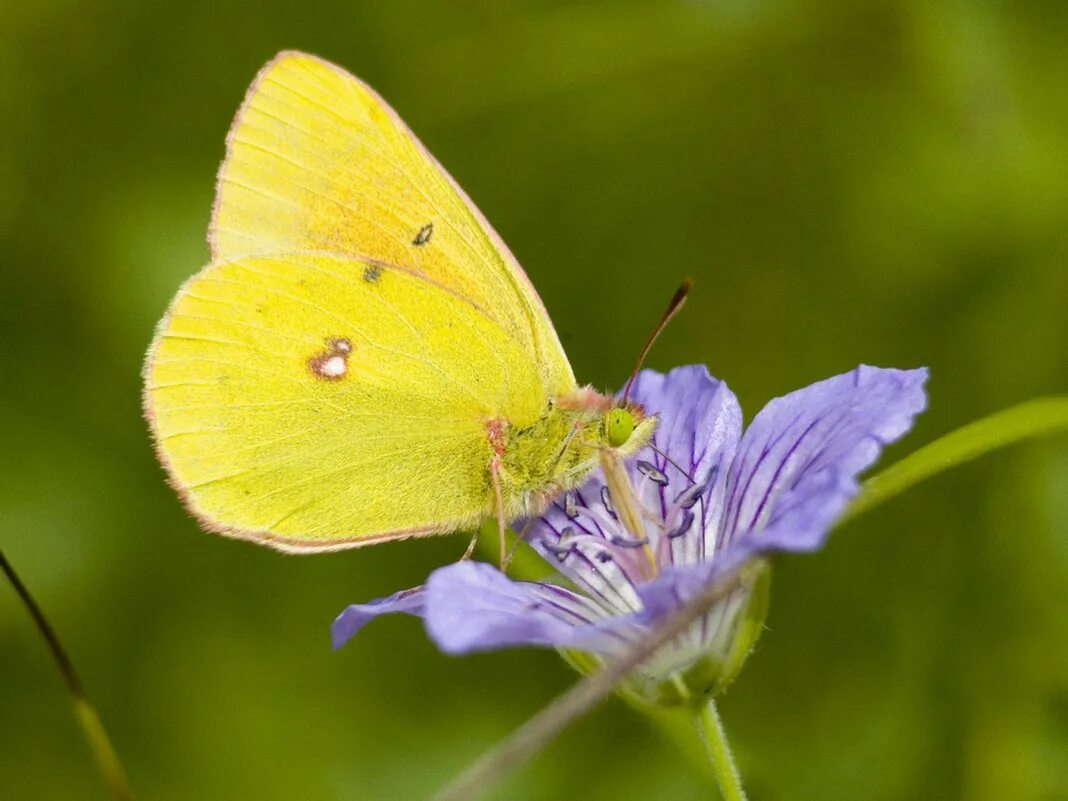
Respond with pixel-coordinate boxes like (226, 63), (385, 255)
(697, 698), (747, 801)
(430, 564), (747, 801)
(0, 550), (134, 801)
(842, 396), (1068, 524)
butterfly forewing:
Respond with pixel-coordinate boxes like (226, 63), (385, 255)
(210, 51), (575, 398)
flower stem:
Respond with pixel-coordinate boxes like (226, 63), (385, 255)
(697, 698), (747, 801)
(430, 563), (747, 801)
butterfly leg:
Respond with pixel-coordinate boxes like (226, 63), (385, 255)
(457, 465), (504, 567)
(460, 530), (479, 560)
(501, 517), (535, 572)
(486, 419), (509, 571)
(490, 456), (507, 571)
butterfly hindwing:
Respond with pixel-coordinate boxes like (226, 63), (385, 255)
(146, 252), (547, 550)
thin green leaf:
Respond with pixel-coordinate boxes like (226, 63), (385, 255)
(1, 551), (134, 801)
(843, 397), (1068, 524)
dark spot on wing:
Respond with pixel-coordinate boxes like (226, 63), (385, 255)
(308, 336), (353, 381)
(412, 223), (433, 246)
(363, 264), (382, 283)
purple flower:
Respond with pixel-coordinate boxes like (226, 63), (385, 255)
(333, 364), (927, 700)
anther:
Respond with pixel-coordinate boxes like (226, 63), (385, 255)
(541, 540), (573, 559)
(637, 460), (669, 486)
(600, 486), (617, 519)
(608, 534), (650, 549)
(675, 482), (707, 509)
(674, 466), (718, 509)
(667, 510), (696, 539)
(564, 492), (579, 519)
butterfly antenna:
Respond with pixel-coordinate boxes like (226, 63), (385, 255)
(622, 279), (693, 405)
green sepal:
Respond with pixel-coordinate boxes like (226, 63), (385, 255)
(711, 558), (771, 695)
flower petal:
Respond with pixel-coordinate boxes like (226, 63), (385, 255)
(628, 365), (743, 568)
(720, 365), (928, 552)
(424, 561), (634, 656)
(627, 365), (742, 476)
(331, 586), (426, 650)
(633, 546), (754, 623)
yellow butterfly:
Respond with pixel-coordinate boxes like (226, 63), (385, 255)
(143, 51), (657, 553)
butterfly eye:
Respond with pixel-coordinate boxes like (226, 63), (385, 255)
(606, 408), (635, 448)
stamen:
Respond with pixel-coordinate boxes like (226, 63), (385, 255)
(674, 481), (708, 510)
(539, 528), (628, 569)
(667, 510), (696, 539)
(636, 460), (669, 486)
(540, 527), (587, 561)
(572, 504), (619, 538)
(660, 467), (717, 567)
(546, 512), (659, 586)
(600, 486), (617, 519)
(564, 492), (579, 519)
(541, 541), (574, 560)
(607, 534), (650, 548)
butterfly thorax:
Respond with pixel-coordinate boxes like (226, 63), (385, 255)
(496, 396), (657, 519)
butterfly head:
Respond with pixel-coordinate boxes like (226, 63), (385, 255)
(606, 405), (642, 448)
(557, 389), (649, 448)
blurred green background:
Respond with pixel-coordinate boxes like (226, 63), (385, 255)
(2, 1), (1067, 799)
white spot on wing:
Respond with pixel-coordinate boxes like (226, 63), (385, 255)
(321, 355), (347, 377)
